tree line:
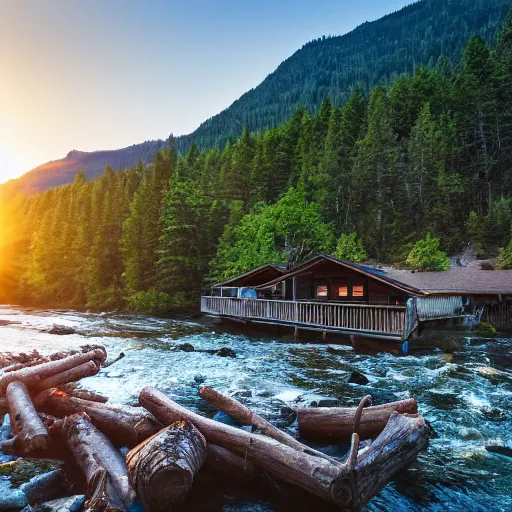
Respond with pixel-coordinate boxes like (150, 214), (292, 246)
(1, 11), (512, 312)
(175, 0), (508, 153)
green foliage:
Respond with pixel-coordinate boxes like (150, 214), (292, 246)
(406, 233), (450, 271)
(334, 233), (368, 263)
(175, 0), (508, 154)
(210, 187), (334, 281)
(126, 289), (172, 315)
(476, 321), (498, 336)
(497, 239), (512, 269)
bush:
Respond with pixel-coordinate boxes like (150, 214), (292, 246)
(127, 289), (172, 315)
(476, 322), (497, 336)
(497, 239), (512, 269)
(334, 233), (368, 263)
(406, 233), (450, 271)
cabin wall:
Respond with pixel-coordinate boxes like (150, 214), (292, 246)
(284, 261), (410, 305)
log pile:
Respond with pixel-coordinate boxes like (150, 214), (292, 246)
(0, 347), (430, 511)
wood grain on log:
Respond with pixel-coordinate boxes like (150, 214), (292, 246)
(296, 398), (418, 442)
(5, 381), (49, 454)
(140, 387), (429, 510)
(199, 386), (339, 464)
(62, 413), (134, 511)
(0, 350), (105, 395)
(32, 360), (100, 394)
(126, 421), (207, 511)
(350, 412), (430, 510)
(59, 385), (109, 403)
(34, 390), (162, 447)
(1, 413), (67, 460)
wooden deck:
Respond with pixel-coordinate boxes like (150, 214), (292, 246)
(201, 296), (407, 340)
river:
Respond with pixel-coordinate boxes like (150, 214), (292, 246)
(0, 305), (511, 511)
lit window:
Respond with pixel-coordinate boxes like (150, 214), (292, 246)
(316, 285), (328, 297)
(352, 285), (365, 297)
(338, 286), (348, 297)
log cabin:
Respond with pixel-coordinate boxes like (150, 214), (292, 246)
(201, 254), (512, 345)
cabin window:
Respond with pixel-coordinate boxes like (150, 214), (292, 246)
(316, 285), (328, 297)
(337, 285), (349, 297)
(352, 284), (365, 297)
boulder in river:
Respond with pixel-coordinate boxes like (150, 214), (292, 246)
(176, 343), (195, 352)
(214, 347), (236, 358)
(347, 370), (370, 385)
(481, 407), (506, 422)
(295, 393), (341, 408)
(486, 442), (512, 458)
(457, 427), (483, 441)
(47, 325), (76, 335)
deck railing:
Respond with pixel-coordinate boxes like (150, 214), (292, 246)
(482, 303), (512, 329)
(201, 296), (406, 337)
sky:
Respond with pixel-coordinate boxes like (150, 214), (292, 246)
(0, 0), (413, 183)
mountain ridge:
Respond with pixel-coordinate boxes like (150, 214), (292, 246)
(6, 0), (510, 194)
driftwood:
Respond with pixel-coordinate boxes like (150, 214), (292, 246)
(206, 443), (255, 483)
(4, 381), (49, 454)
(0, 350), (105, 394)
(296, 398), (418, 442)
(140, 387), (429, 510)
(34, 390), (162, 447)
(62, 413), (134, 511)
(0, 346), (107, 372)
(102, 352), (125, 368)
(32, 360), (100, 394)
(199, 386), (338, 463)
(59, 385), (109, 403)
(126, 421), (207, 510)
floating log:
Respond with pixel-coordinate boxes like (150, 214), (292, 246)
(126, 421), (207, 510)
(140, 387), (429, 510)
(199, 386), (337, 463)
(206, 443), (255, 483)
(0, 350), (106, 394)
(296, 398), (418, 442)
(349, 412), (430, 510)
(5, 381), (49, 454)
(34, 390), (162, 447)
(62, 413), (134, 511)
(140, 386), (345, 506)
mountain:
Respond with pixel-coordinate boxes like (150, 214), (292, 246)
(5, 140), (167, 195)
(6, 0), (510, 194)
(176, 0), (510, 152)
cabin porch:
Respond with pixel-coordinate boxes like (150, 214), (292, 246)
(201, 296), (414, 340)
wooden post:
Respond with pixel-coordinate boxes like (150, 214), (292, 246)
(293, 277), (299, 329)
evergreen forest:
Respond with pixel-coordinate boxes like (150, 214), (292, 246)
(1, 10), (512, 314)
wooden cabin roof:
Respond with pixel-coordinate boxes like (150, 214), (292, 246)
(387, 268), (512, 295)
(253, 254), (512, 297)
(255, 255), (425, 296)
(213, 264), (287, 288)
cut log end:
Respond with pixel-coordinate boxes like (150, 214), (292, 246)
(127, 421), (207, 511)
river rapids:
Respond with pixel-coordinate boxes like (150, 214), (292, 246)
(0, 305), (510, 511)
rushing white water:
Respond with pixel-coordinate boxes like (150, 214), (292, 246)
(0, 305), (511, 511)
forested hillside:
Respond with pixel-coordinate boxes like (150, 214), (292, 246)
(1, 10), (511, 312)
(176, 0), (509, 151)
(5, 0), (509, 194)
